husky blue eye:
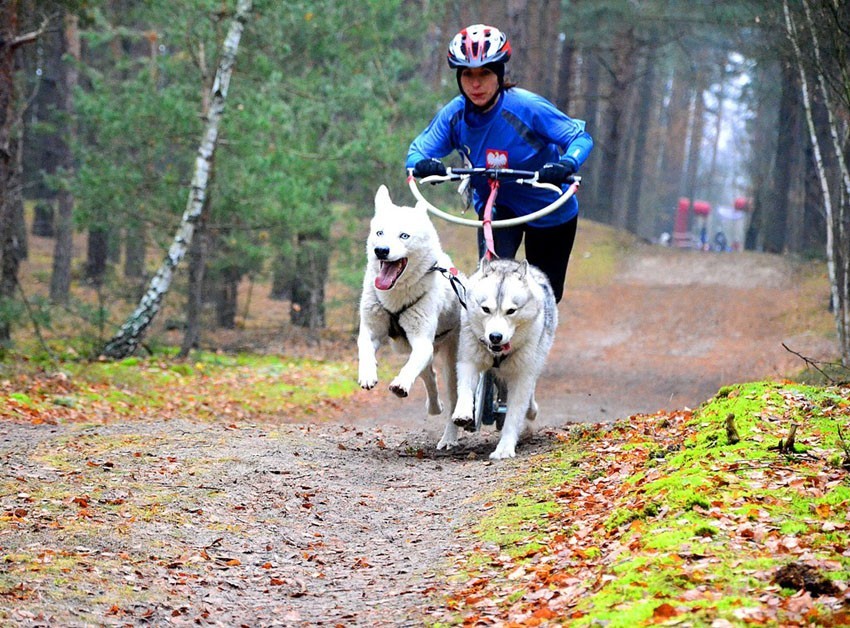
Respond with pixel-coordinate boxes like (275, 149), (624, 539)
(400, 233), (410, 239)
(376, 230), (383, 236)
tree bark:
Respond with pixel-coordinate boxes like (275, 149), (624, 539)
(799, 0), (850, 364)
(602, 27), (637, 227)
(784, 0), (849, 364)
(49, 13), (80, 305)
(178, 218), (207, 358)
(290, 231), (328, 333)
(659, 65), (692, 236)
(102, 0), (253, 359)
(683, 71), (707, 214)
(85, 227), (108, 285)
(762, 58), (799, 254)
(0, 0), (24, 344)
(554, 36), (574, 113)
(623, 46), (657, 236)
(578, 50), (601, 216)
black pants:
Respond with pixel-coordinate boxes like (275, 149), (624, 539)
(477, 211), (578, 304)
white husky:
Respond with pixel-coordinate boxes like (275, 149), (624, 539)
(357, 185), (463, 444)
(445, 257), (558, 459)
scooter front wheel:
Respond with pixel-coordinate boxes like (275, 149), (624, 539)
(475, 371), (507, 431)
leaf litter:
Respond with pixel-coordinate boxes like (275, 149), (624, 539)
(1, 364), (848, 626)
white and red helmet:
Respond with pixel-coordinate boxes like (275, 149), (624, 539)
(447, 24), (512, 69)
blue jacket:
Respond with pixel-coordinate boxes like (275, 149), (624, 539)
(406, 88), (593, 227)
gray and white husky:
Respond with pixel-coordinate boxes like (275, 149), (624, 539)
(357, 185), (463, 443)
(445, 257), (558, 459)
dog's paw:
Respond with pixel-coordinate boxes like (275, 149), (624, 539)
(437, 423), (459, 450)
(358, 368), (378, 390)
(452, 415), (475, 432)
(388, 381), (410, 398)
(359, 379), (378, 390)
(426, 397), (443, 415)
(489, 440), (517, 460)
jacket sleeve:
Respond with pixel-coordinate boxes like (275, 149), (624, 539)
(561, 130), (593, 168)
(405, 102), (459, 170)
(529, 93), (593, 168)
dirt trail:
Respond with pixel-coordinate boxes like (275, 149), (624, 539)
(354, 244), (837, 435)
(1, 241), (838, 626)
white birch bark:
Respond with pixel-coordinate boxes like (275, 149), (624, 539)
(783, 0), (849, 364)
(103, 0), (252, 359)
(801, 0), (850, 363)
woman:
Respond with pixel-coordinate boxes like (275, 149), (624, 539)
(406, 24), (593, 303)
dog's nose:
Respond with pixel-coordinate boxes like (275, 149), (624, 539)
(374, 246), (390, 260)
(489, 332), (503, 345)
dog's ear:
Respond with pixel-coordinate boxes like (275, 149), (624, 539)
(375, 185), (391, 209)
(516, 259), (529, 279)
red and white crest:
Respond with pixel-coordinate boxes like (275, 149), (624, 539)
(486, 149), (508, 169)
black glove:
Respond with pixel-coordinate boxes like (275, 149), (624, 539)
(537, 158), (577, 185)
(412, 158), (447, 178)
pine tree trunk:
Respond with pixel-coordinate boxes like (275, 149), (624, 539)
(554, 38), (574, 113)
(659, 66), (692, 237)
(32, 201), (55, 237)
(290, 232), (328, 332)
(578, 51), (601, 217)
(178, 221), (207, 358)
(102, 0), (253, 359)
(624, 46), (657, 236)
(683, 72), (707, 210)
(601, 27), (637, 227)
(0, 0), (22, 345)
(123, 222), (146, 279)
(85, 227), (108, 285)
(49, 13), (79, 305)
(762, 58), (799, 254)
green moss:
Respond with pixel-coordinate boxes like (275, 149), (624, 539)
(443, 380), (850, 625)
(477, 497), (556, 558)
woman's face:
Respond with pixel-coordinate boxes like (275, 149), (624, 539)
(460, 67), (499, 109)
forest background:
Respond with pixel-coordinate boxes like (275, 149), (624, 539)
(0, 0), (848, 364)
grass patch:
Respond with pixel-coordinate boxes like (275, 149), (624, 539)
(1, 351), (360, 424)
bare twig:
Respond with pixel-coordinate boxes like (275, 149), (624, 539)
(8, 14), (54, 50)
(782, 343), (844, 384)
(14, 276), (58, 367)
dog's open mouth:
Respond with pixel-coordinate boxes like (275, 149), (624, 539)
(489, 341), (512, 354)
(375, 258), (408, 290)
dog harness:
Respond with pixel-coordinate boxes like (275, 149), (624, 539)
(382, 264), (463, 341)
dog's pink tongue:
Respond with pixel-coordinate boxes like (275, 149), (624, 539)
(375, 260), (404, 290)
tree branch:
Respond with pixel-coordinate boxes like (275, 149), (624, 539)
(8, 15), (53, 50)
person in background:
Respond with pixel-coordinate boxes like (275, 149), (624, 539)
(406, 24), (593, 303)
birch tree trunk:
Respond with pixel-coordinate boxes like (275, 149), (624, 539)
(800, 0), (850, 365)
(783, 0), (849, 365)
(102, 0), (252, 359)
